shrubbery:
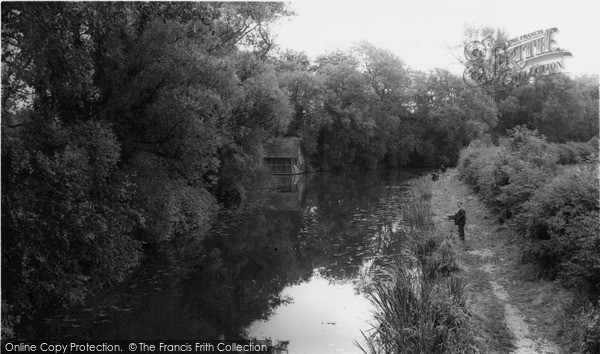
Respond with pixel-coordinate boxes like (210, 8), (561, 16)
(553, 138), (599, 165)
(458, 127), (600, 352)
(1, 119), (143, 335)
(129, 152), (219, 243)
(458, 127), (599, 294)
(458, 127), (560, 220)
(516, 162), (599, 292)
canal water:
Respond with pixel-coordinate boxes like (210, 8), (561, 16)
(34, 170), (425, 352)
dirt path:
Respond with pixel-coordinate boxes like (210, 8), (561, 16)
(431, 169), (563, 354)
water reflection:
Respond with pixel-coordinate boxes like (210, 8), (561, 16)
(265, 174), (305, 211)
(247, 271), (372, 354)
(33, 170), (424, 350)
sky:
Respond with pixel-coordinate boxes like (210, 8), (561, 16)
(271, 0), (599, 76)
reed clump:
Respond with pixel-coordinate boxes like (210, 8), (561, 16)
(358, 176), (479, 353)
(401, 177), (434, 230)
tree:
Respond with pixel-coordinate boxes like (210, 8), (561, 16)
(1, 2), (292, 337)
(354, 41), (410, 109)
(495, 74), (598, 142)
(278, 66), (324, 142)
(314, 54), (380, 169)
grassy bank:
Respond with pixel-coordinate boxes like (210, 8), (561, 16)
(358, 176), (479, 353)
(458, 127), (599, 352)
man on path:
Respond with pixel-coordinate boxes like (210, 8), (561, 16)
(454, 202), (466, 240)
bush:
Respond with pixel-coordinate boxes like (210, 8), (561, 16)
(459, 127), (558, 220)
(583, 302), (600, 353)
(495, 158), (553, 220)
(560, 300), (600, 353)
(143, 180), (218, 243)
(129, 152), (219, 243)
(460, 127), (600, 296)
(517, 162), (599, 291)
(553, 139), (599, 165)
(459, 127), (600, 352)
(458, 143), (506, 205)
(215, 144), (273, 207)
(1, 119), (142, 336)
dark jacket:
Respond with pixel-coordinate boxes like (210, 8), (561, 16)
(454, 208), (466, 226)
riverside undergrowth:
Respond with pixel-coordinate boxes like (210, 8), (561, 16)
(458, 127), (600, 352)
(357, 176), (480, 353)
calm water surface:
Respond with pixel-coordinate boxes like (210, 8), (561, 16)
(33, 170), (425, 352)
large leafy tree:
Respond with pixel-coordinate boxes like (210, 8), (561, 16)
(313, 53), (379, 169)
(496, 74), (598, 142)
(274, 50), (325, 162)
(1, 1), (291, 338)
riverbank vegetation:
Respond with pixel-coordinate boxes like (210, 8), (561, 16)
(359, 177), (479, 353)
(2, 3), (598, 340)
(458, 127), (600, 352)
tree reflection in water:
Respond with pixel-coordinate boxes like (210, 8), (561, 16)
(34, 170), (423, 345)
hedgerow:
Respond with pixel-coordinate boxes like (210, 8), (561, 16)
(516, 161), (599, 292)
(458, 127), (600, 352)
(459, 127), (599, 292)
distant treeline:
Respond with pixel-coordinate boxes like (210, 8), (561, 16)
(1, 3), (598, 338)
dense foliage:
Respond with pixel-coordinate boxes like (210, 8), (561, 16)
(2, 3), (598, 339)
(459, 127), (599, 290)
(458, 128), (599, 352)
(494, 74), (599, 143)
(1, 2), (291, 338)
(461, 26), (599, 143)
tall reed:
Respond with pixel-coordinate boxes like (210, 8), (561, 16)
(401, 176), (434, 230)
(357, 176), (479, 353)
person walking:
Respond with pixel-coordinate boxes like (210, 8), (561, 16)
(454, 202), (466, 240)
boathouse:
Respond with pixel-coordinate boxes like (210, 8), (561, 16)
(263, 137), (305, 175)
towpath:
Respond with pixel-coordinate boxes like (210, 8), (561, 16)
(431, 169), (563, 354)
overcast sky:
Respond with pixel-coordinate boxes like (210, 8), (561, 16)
(272, 0), (599, 76)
